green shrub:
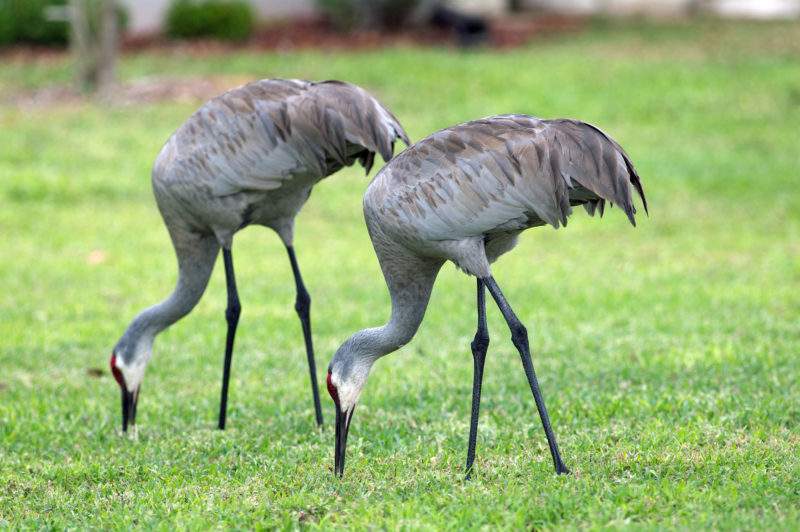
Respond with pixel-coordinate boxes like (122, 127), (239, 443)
(166, 0), (255, 42)
(0, 2), (13, 45)
(0, 0), (128, 47)
(316, 0), (420, 31)
(0, 0), (69, 46)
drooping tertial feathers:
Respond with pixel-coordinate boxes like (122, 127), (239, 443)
(366, 114), (646, 248)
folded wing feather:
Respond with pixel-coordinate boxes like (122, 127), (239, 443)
(369, 114), (647, 241)
(166, 79), (408, 197)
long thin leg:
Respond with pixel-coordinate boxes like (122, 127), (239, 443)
(286, 245), (324, 427)
(218, 247), (241, 430)
(466, 278), (489, 479)
(483, 276), (569, 474)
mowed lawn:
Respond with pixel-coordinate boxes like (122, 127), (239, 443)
(1, 19), (799, 529)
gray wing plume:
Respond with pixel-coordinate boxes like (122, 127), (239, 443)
(366, 114), (647, 241)
(540, 118), (648, 226)
(165, 79), (409, 197)
(308, 80), (410, 172)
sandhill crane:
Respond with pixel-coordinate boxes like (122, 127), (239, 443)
(326, 114), (647, 477)
(110, 79), (408, 434)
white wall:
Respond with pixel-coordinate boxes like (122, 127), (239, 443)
(248, 0), (315, 22)
(120, 0), (168, 35)
(713, 0), (800, 18)
(523, 0), (800, 18)
(508, 0), (696, 17)
(120, 0), (315, 36)
(451, 0), (508, 16)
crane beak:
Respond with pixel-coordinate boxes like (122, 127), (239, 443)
(334, 403), (354, 477)
(110, 354), (140, 437)
(120, 386), (140, 435)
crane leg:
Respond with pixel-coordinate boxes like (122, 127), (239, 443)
(218, 247), (241, 430)
(483, 276), (569, 475)
(286, 245), (324, 427)
(466, 278), (489, 479)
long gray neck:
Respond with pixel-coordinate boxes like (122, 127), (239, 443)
(347, 256), (443, 362)
(116, 246), (217, 365)
(119, 284), (195, 352)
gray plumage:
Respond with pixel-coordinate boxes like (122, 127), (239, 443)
(365, 114), (645, 276)
(154, 78), (408, 249)
(111, 78), (408, 431)
(327, 114), (647, 476)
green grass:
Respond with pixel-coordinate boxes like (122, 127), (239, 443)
(1, 19), (799, 529)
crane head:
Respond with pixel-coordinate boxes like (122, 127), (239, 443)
(327, 345), (374, 477)
(110, 352), (141, 436)
(327, 370), (354, 478)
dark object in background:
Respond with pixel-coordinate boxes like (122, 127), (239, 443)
(316, 0), (421, 32)
(430, 3), (488, 47)
(166, 0), (254, 42)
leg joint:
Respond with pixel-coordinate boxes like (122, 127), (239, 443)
(295, 288), (311, 314)
(226, 299), (241, 323)
(510, 321), (527, 345)
(471, 332), (490, 353)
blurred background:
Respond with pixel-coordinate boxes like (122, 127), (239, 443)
(1, 0), (799, 93)
(1, 0), (799, 528)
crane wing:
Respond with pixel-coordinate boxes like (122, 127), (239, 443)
(168, 79), (409, 197)
(367, 115), (647, 242)
(305, 81), (410, 170)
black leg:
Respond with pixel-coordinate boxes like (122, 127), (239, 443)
(483, 276), (569, 475)
(466, 278), (489, 479)
(218, 248), (241, 430)
(287, 246), (324, 427)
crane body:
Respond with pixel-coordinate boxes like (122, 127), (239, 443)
(111, 78), (408, 434)
(326, 114), (647, 477)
